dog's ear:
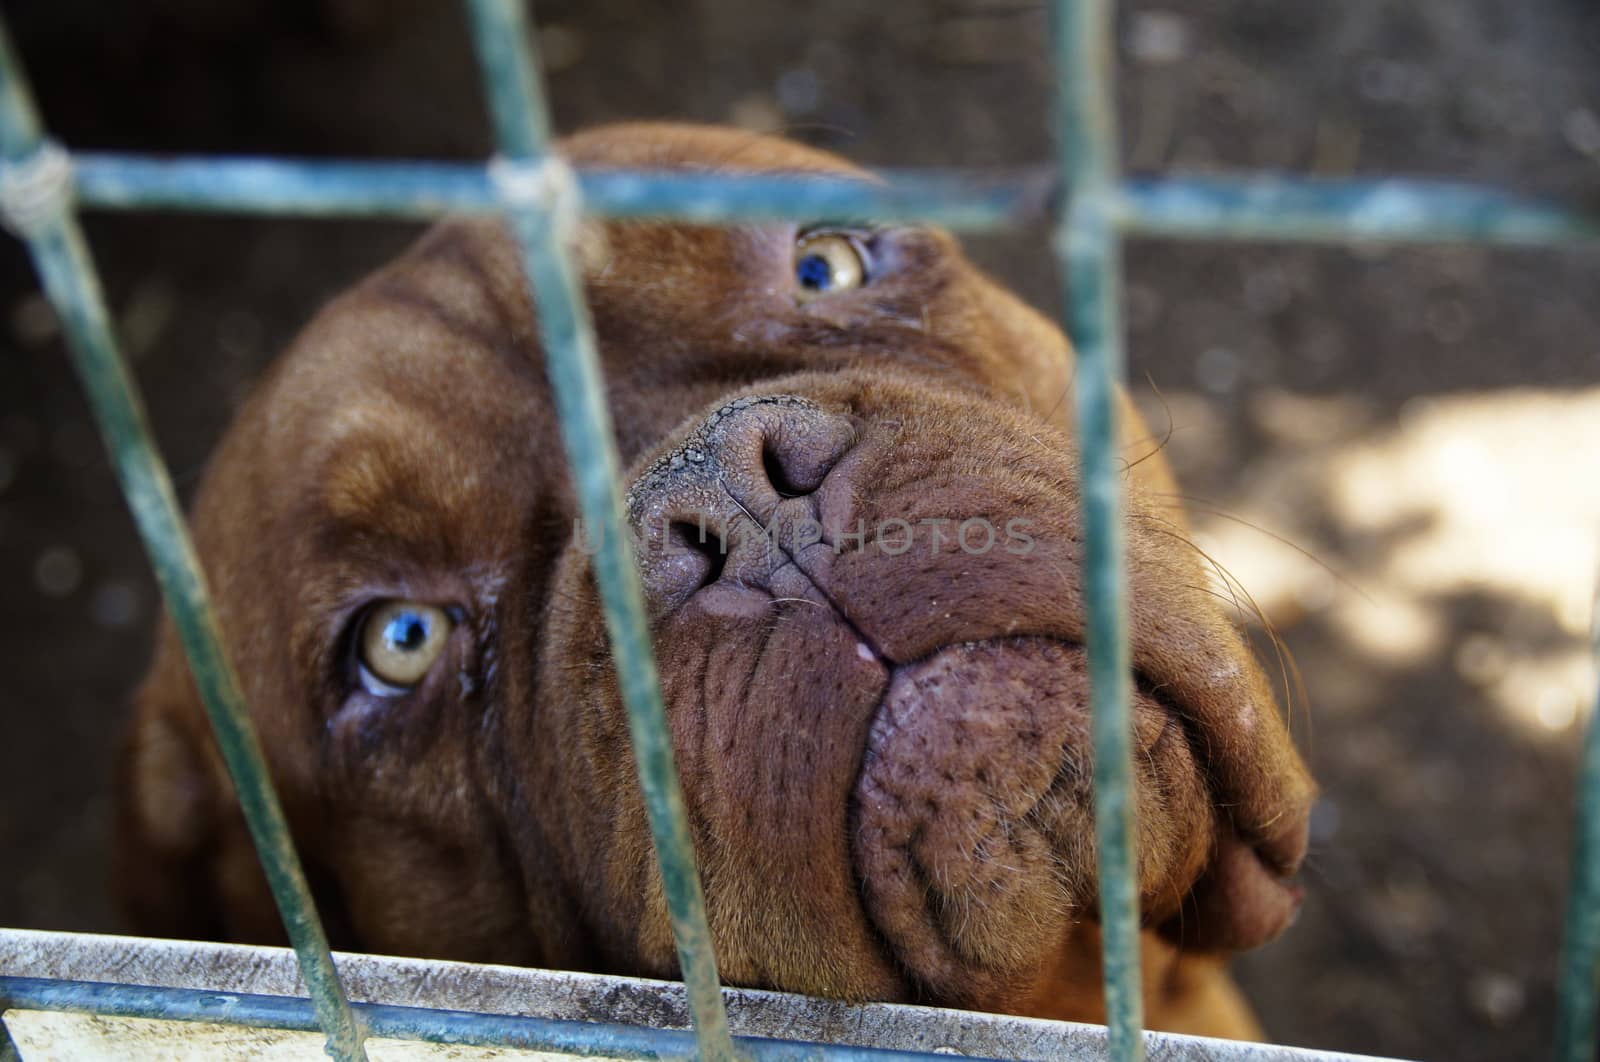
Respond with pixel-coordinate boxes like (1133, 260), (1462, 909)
(114, 639), (225, 939)
(113, 627), (281, 943)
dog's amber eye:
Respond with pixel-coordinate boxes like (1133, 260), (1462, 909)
(357, 601), (452, 692)
(794, 232), (868, 301)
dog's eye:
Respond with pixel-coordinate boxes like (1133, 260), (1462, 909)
(357, 601), (452, 693)
(793, 231), (869, 301)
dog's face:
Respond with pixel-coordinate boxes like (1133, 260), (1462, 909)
(118, 124), (1313, 1030)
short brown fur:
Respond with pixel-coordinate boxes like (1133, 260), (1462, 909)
(116, 124), (1313, 1041)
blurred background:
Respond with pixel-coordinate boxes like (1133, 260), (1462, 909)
(1, 1), (1598, 1058)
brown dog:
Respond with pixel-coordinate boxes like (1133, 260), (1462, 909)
(115, 124), (1314, 1041)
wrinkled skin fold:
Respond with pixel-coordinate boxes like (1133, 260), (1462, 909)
(116, 124), (1315, 1041)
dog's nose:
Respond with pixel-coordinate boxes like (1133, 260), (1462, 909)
(625, 396), (857, 608)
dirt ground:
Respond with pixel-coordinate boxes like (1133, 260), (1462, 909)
(2, 2), (1598, 1059)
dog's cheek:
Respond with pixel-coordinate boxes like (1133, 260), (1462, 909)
(320, 817), (539, 965)
(902, 245), (1075, 431)
(646, 607), (908, 1002)
(532, 544), (680, 973)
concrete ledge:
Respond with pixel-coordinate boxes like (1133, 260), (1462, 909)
(0, 928), (1400, 1061)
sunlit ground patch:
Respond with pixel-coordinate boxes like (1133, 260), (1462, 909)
(1141, 386), (1600, 737)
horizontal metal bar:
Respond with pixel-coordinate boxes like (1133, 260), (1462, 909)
(0, 976), (1001, 1062)
(70, 153), (1050, 229)
(0, 970), (1414, 1062)
(1119, 175), (1600, 247)
(73, 155), (493, 217)
(0, 971), (1407, 1062)
(69, 154), (1600, 248)
(0, 929), (1409, 1062)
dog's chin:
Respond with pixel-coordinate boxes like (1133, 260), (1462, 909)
(849, 636), (1292, 1005)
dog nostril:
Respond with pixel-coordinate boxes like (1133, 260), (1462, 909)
(629, 398), (857, 608)
(762, 442), (808, 499)
(668, 520), (728, 589)
(759, 415), (854, 498)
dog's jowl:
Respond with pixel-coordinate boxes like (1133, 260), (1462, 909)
(116, 124), (1314, 1041)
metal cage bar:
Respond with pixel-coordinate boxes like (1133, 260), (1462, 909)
(1, 927), (1409, 1062)
(56, 154), (1600, 247)
(1118, 176), (1600, 246)
(458, 0), (736, 1058)
(0, 23), (369, 1062)
(0, 976), (1009, 1062)
(67, 154), (1050, 228)
(1050, 0), (1144, 1056)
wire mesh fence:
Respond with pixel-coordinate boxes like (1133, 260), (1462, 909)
(0, 1), (1596, 1060)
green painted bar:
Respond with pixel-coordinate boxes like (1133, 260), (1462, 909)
(0, 21), (368, 1062)
(459, 1), (736, 1058)
(1120, 175), (1600, 247)
(58, 153), (1600, 249)
(1554, 587), (1600, 1062)
(1049, 0), (1145, 1059)
(0, 976), (1023, 1062)
(0, 1017), (19, 1062)
(69, 154), (1047, 230)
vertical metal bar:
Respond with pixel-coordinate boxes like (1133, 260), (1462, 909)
(0, 22), (367, 1062)
(1049, 1), (1145, 1058)
(1554, 582), (1600, 1062)
(458, 1), (736, 1058)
